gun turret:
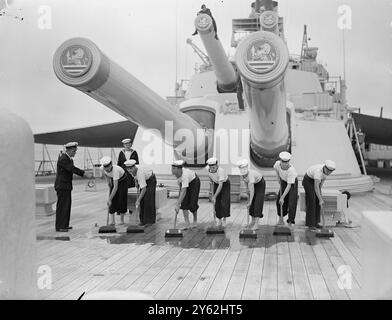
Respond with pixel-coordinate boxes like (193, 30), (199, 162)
(234, 13), (290, 166)
(194, 14), (238, 92)
(53, 38), (211, 165)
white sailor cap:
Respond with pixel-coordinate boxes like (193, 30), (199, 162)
(172, 160), (185, 168)
(100, 156), (112, 167)
(64, 142), (78, 148)
(279, 151), (291, 162)
(324, 160), (336, 171)
(124, 159), (137, 167)
(206, 157), (218, 165)
(237, 159), (249, 175)
(121, 138), (132, 144)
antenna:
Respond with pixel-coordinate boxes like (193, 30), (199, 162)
(175, 0), (178, 93)
(342, 28), (346, 80)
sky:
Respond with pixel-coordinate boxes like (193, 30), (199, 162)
(0, 0), (391, 134)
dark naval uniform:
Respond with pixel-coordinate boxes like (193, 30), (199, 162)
(54, 153), (85, 230)
(134, 166), (157, 225)
(274, 160), (298, 224)
(178, 168), (200, 213)
(117, 149), (139, 188)
(208, 167), (231, 219)
(242, 169), (265, 218)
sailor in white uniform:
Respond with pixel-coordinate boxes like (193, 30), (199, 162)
(302, 160), (336, 231)
(124, 159), (157, 226)
(117, 138), (139, 188)
(207, 157), (231, 227)
(100, 156), (128, 225)
(237, 159), (265, 230)
(171, 160), (201, 229)
(273, 151), (298, 226)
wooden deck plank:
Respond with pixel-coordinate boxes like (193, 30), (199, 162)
(204, 250), (240, 300)
(126, 247), (183, 293)
(330, 236), (362, 286)
(63, 244), (161, 299)
(169, 249), (216, 300)
(322, 240), (362, 300)
(153, 215), (224, 300)
(312, 241), (349, 300)
(241, 247), (265, 300)
(32, 179), (392, 300)
(287, 238), (314, 300)
(142, 204), (215, 298)
(334, 228), (361, 265)
(223, 248), (253, 300)
(259, 202), (278, 300)
(277, 239), (295, 300)
(45, 244), (140, 299)
(42, 253), (123, 299)
(107, 211), (214, 294)
(172, 203), (244, 300)
(185, 203), (245, 300)
(299, 236), (331, 300)
(191, 204), (248, 300)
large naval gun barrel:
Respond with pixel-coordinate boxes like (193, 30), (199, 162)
(235, 12), (290, 165)
(53, 38), (209, 164)
(194, 14), (237, 92)
(195, 5), (290, 166)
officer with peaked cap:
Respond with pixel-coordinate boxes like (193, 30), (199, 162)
(302, 160), (336, 231)
(54, 142), (92, 232)
(273, 152), (298, 226)
(101, 156), (128, 225)
(117, 138), (139, 189)
(171, 160), (201, 229)
(124, 159), (157, 226)
(237, 159), (265, 230)
(207, 157), (231, 227)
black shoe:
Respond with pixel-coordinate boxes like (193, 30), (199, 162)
(215, 35), (219, 40)
(56, 228), (68, 232)
(316, 224), (323, 229)
(66, 226), (73, 230)
(192, 31), (197, 36)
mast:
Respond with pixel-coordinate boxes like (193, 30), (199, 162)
(300, 25), (308, 61)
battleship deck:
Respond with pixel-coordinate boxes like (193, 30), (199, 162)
(35, 178), (391, 300)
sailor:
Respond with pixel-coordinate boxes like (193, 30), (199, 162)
(54, 142), (92, 232)
(273, 151), (298, 226)
(192, 4), (218, 40)
(124, 159), (157, 226)
(206, 157), (231, 227)
(249, 2), (261, 18)
(237, 159), (265, 230)
(100, 156), (128, 226)
(302, 160), (336, 231)
(171, 160), (201, 229)
(117, 138), (139, 189)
